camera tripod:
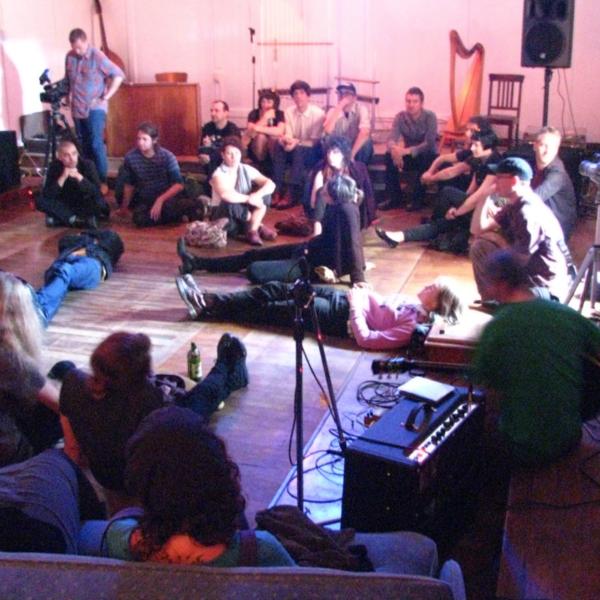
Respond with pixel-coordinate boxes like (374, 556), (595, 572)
(290, 258), (347, 512)
(42, 101), (77, 181)
(565, 202), (600, 311)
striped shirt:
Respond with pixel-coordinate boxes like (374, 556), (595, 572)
(123, 147), (183, 204)
(65, 47), (125, 119)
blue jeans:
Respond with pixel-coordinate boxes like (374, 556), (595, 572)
(75, 110), (108, 182)
(36, 255), (102, 325)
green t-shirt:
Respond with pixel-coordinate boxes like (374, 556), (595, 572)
(472, 299), (600, 465)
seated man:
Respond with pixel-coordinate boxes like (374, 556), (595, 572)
(420, 115), (494, 193)
(29, 229), (124, 326)
(175, 274), (463, 351)
(198, 100), (241, 188)
(381, 86), (438, 211)
(117, 122), (203, 227)
(469, 157), (570, 302)
(323, 82), (372, 165)
(211, 136), (277, 246)
(376, 130), (500, 254)
(472, 250), (600, 467)
(271, 80), (325, 209)
(37, 140), (110, 228)
(532, 126), (577, 241)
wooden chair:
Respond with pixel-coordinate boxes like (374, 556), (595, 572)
(486, 73), (524, 147)
(438, 30), (485, 152)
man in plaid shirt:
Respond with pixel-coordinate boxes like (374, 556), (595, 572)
(65, 28), (124, 191)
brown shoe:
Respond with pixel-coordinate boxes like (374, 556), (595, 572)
(246, 230), (263, 246)
(258, 224), (278, 241)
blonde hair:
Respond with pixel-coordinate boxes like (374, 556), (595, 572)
(0, 272), (44, 366)
(433, 277), (464, 325)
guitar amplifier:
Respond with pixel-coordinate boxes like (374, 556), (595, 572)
(341, 387), (484, 537)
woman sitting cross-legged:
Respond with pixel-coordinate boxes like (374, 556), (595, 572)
(59, 330), (248, 512)
(175, 276), (463, 351)
(178, 173), (369, 287)
(81, 405), (295, 566)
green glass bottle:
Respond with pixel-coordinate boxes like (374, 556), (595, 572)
(187, 342), (202, 381)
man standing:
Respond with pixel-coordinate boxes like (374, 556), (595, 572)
(532, 126), (577, 240)
(118, 122), (203, 227)
(323, 83), (372, 165)
(198, 100), (241, 184)
(37, 140), (110, 228)
(271, 80), (325, 209)
(65, 28), (124, 192)
(381, 87), (438, 211)
(470, 157), (570, 302)
(472, 250), (600, 467)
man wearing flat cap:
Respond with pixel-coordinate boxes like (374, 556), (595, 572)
(470, 156), (571, 302)
(323, 82), (373, 165)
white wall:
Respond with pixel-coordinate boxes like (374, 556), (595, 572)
(1, 0), (599, 143)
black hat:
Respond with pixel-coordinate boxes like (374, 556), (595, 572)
(488, 157), (533, 181)
(336, 82), (357, 95)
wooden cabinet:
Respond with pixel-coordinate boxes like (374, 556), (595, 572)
(106, 83), (200, 157)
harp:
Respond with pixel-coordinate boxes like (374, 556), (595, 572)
(439, 31), (485, 151)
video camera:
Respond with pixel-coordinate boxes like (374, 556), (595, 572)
(580, 153), (600, 204)
(39, 69), (69, 108)
(580, 153), (600, 186)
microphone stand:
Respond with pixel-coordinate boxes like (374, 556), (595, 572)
(249, 27), (257, 110)
(290, 260), (347, 512)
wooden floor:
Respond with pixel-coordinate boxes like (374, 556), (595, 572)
(0, 180), (595, 599)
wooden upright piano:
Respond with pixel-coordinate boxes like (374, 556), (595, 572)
(106, 82), (200, 157)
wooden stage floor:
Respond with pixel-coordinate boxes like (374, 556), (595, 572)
(0, 182), (595, 599)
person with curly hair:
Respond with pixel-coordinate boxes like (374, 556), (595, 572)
(95, 406), (294, 566)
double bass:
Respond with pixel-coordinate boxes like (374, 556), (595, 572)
(93, 0), (126, 73)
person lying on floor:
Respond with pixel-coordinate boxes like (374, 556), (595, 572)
(175, 276), (463, 351)
(178, 173), (369, 286)
(60, 330), (248, 513)
(27, 229), (124, 326)
(80, 405), (295, 566)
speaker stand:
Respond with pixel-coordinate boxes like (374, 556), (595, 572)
(542, 67), (553, 127)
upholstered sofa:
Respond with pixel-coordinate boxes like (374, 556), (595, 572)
(0, 531), (466, 599)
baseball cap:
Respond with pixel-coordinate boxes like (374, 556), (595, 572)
(488, 157), (533, 181)
(336, 82), (357, 95)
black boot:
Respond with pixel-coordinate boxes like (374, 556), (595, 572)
(177, 237), (198, 274)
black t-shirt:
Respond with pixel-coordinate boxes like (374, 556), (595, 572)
(199, 121), (241, 153)
(60, 369), (164, 491)
(467, 150), (502, 187)
(247, 108), (285, 127)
